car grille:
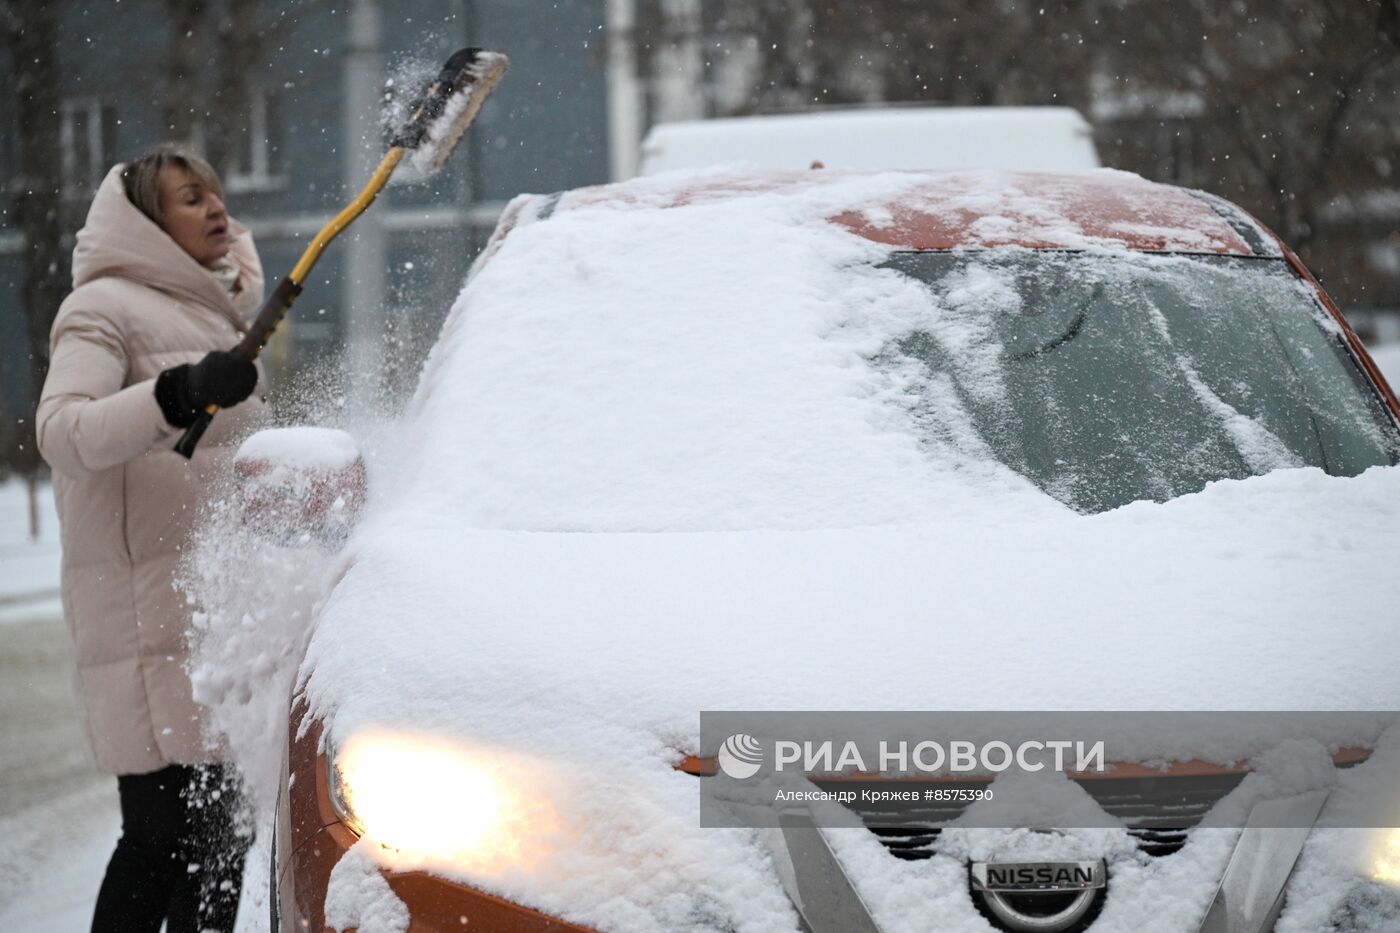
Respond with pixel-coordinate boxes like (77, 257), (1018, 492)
(1126, 827), (1190, 857)
(1081, 772), (1246, 827)
(870, 825), (1192, 861)
(869, 825), (941, 860)
(686, 749), (1367, 864)
(814, 772), (1249, 861)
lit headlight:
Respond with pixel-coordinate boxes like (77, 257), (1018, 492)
(328, 731), (527, 864)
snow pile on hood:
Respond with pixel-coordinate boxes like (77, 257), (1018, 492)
(307, 463), (1400, 730)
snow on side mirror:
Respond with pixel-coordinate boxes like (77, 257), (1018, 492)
(233, 427), (367, 547)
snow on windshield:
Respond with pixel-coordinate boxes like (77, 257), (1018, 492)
(395, 169), (1068, 532)
(885, 251), (1394, 512)
(389, 168), (1392, 524)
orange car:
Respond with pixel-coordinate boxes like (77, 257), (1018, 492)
(262, 169), (1400, 933)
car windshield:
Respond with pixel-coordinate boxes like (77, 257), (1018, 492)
(882, 250), (1398, 513)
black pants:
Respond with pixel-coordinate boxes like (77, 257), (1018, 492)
(91, 763), (249, 933)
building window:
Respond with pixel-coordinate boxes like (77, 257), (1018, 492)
(226, 88), (288, 193)
(60, 98), (117, 196)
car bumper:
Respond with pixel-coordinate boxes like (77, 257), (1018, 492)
(278, 819), (593, 932)
(277, 707), (597, 933)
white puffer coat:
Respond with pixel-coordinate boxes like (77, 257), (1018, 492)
(37, 164), (267, 774)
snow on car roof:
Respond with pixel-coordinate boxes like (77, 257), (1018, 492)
(547, 166), (1261, 255)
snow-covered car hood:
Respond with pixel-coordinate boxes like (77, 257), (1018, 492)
(294, 464), (1400, 933)
(305, 465), (1400, 740)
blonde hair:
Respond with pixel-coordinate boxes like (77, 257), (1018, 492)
(120, 144), (223, 225)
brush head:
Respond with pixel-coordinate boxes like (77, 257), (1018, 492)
(392, 48), (510, 176)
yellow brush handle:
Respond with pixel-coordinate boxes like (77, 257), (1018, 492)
(174, 149), (408, 457)
(290, 148), (406, 285)
(176, 43), (504, 461)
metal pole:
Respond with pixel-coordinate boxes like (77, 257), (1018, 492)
(606, 0), (644, 180)
(27, 474), (39, 542)
(343, 0), (387, 413)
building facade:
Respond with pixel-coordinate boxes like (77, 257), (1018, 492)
(1, 0), (613, 428)
(6, 0), (1397, 457)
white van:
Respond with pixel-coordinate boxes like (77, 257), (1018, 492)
(638, 106), (1100, 175)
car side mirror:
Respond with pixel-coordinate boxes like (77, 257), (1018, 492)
(233, 427), (367, 546)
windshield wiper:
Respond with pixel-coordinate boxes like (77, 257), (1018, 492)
(1011, 309), (1087, 362)
(1010, 283), (1101, 362)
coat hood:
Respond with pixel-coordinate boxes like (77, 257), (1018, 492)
(72, 164), (265, 328)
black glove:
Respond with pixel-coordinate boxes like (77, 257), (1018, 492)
(155, 350), (258, 428)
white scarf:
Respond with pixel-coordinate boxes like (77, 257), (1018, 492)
(208, 257), (241, 297)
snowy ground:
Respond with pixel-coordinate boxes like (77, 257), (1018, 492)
(1, 341), (1398, 931)
(0, 477), (60, 623)
(0, 479), (116, 931)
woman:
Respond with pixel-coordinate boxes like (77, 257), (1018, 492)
(37, 145), (266, 933)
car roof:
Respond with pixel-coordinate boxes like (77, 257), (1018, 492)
(544, 169), (1276, 257)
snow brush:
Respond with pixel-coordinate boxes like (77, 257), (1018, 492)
(175, 47), (510, 458)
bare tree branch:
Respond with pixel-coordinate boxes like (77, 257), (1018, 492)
(5, 0), (66, 478)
